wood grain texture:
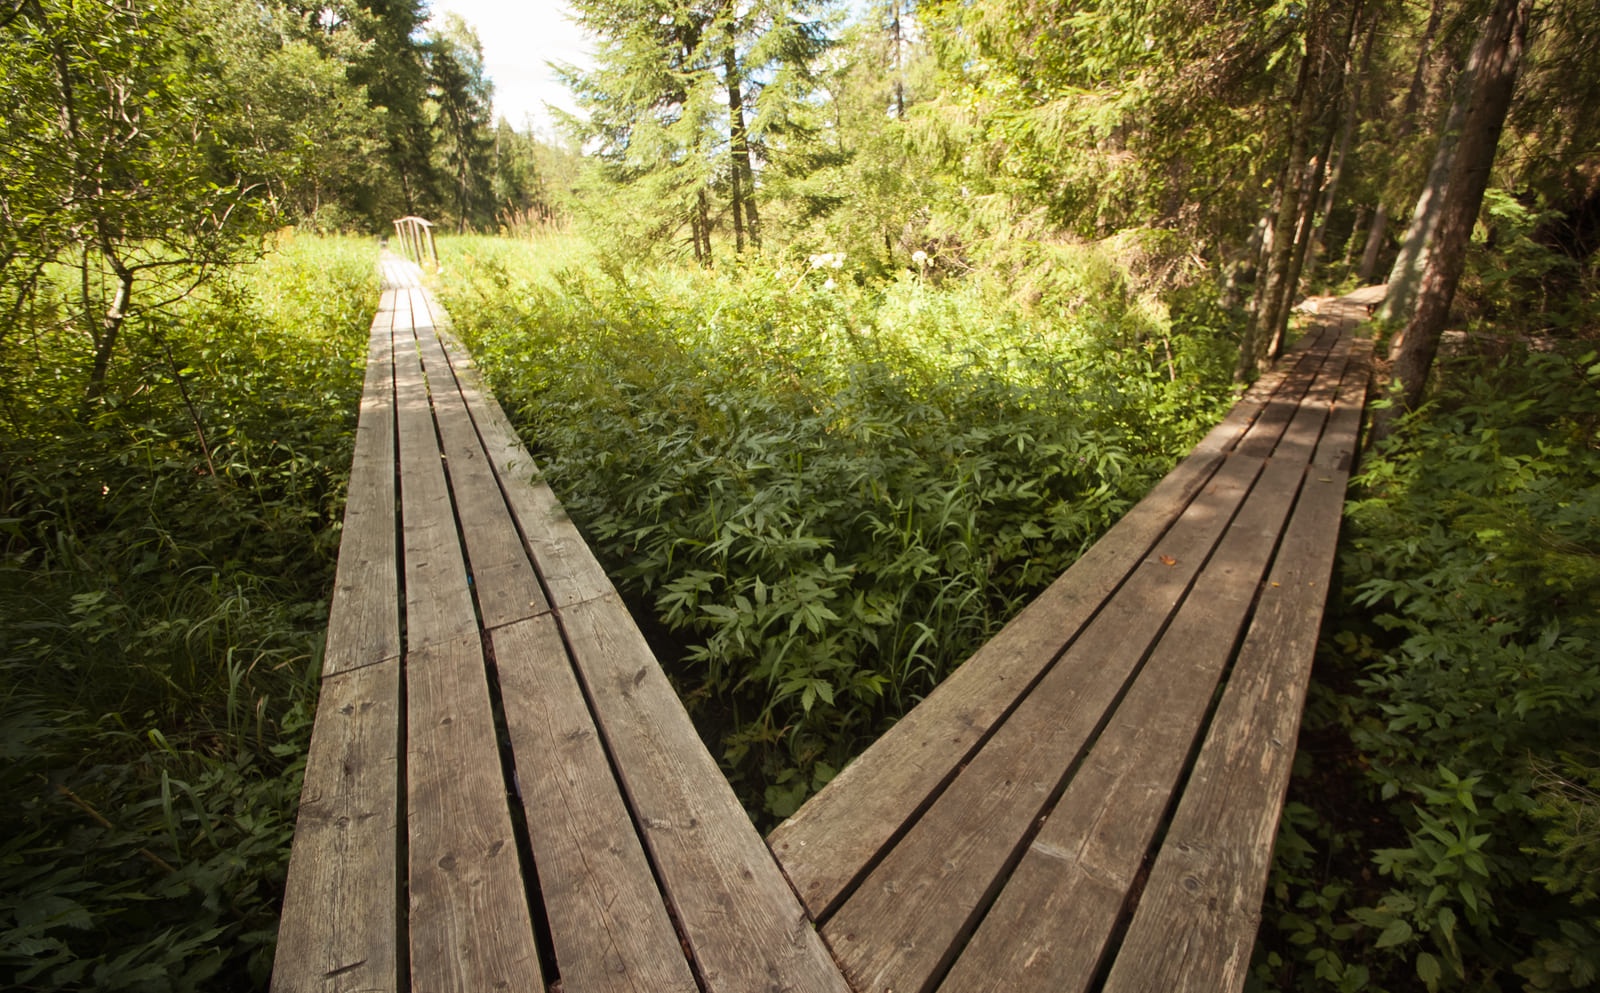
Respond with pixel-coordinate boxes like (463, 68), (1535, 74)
(411, 324), (549, 629)
(271, 661), (400, 993)
(1100, 340), (1371, 993)
(561, 593), (852, 993)
(1234, 322), (1342, 460)
(767, 320), (1346, 920)
(392, 317), (479, 651)
(431, 319), (616, 608)
(767, 446), (1224, 918)
(934, 410), (1334, 993)
(322, 288), (401, 676)
(407, 634), (544, 993)
(822, 449), (1271, 993)
(1188, 312), (1337, 461)
(491, 616), (697, 993)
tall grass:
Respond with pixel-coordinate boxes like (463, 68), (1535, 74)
(435, 234), (1243, 823)
(0, 234), (376, 991)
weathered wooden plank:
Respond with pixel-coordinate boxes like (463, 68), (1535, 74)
(410, 322), (549, 629)
(560, 592), (852, 993)
(822, 447), (1272, 993)
(271, 661), (400, 993)
(932, 341), (1352, 993)
(1101, 340), (1371, 993)
(491, 616), (698, 993)
(407, 633), (544, 993)
(381, 255), (422, 290)
(392, 316), (479, 651)
(767, 323), (1346, 920)
(429, 314), (616, 608)
(1234, 324), (1341, 460)
(322, 289), (401, 676)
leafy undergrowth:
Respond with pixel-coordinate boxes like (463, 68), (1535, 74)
(1254, 348), (1600, 992)
(435, 234), (1241, 825)
(0, 235), (376, 991)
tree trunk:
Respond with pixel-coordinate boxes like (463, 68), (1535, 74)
(890, 1), (906, 119)
(1261, 0), (1357, 362)
(1236, 181), (1281, 380)
(690, 201), (705, 266)
(1268, 140), (1333, 359)
(1357, 201), (1388, 280)
(86, 262), (133, 401)
(1306, 10), (1378, 287)
(1238, 45), (1316, 380)
(725, 40), (759, 253)
(1376, 18), (1487, 323)
(1375, 0), (1532, 440)
(1344, 205), (1370, 269)
(727, 49), (745, 254)
(697, 187), (713, 266)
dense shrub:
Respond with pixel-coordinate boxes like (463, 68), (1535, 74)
(1255, 348), (1600, 992)
(437, 236), (1241, 822)
(0, 237), (376, 991)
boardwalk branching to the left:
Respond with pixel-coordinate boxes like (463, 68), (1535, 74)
(272, 256), (847, 993)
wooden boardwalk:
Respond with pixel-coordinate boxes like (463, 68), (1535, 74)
(272, 254), (1372, 993)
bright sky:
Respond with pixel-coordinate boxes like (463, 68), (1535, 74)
(425, 1), (594, 136)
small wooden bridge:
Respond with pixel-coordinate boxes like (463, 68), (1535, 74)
(272, 255), (1373, 993)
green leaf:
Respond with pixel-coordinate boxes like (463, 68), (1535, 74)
(1416, 952), (1442, 988)
(1376, 918), (1413, 948)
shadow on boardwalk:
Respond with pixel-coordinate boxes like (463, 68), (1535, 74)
(272, 256), (1374, 993)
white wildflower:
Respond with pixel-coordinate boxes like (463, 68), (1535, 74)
(823, 277), (836, 290)
(912, 250), (928, 266)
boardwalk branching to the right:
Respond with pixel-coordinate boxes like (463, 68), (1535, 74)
(770, 296), (1373, 993)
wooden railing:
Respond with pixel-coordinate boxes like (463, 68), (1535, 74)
(391, 215), (439, 269)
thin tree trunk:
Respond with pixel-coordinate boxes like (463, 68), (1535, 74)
(86, 262), (132, 401)
(1306, 10), (1378, 286)
(891, 1), (906, 119)
(1358, 201), (1388, 280)
(1268, 142), (1332, 359)
(690, 203), (704, 266)
(1238, 44), (1316, 380)
(697, 187), (713, 265)
(725, 33), (759, 252)
(1236, 183), (1281, 380)
(1344, 205), (1370, 268)
(1262, 0), (1362, 361)
(1376, 0), (1531, 439)
(725, 45), (746, 253)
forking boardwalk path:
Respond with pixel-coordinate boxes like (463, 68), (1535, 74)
(271, 254), (1374, 993)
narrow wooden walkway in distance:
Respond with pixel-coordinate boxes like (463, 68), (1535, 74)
(272, 255), (848, 993)
(768, 293), (1374, 993)
(271, 250), (1373, 993)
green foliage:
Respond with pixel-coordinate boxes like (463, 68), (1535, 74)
(1255, 347), (1600, 991)
(436, 234), (1238, 823)
(1463, 189), (1594, 332)
(0, 235), (376, 991)
(559, 0), (834, 260)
